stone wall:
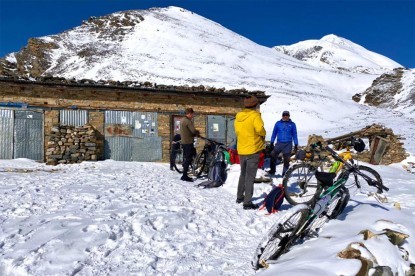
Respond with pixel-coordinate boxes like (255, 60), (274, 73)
(356, 124), (408, 165)
(1, 79), (268, 164)
(46, 124), (99, 165)
(308, 124), (408, 165)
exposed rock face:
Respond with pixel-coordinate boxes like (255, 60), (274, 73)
(353, 68), (415, 116)
(0, 38), (60, 78)
(0, 11), (145, 78)
(81, 11), (143, 39)
(14, 38), (59, 77)
(354, 68), (404, 106)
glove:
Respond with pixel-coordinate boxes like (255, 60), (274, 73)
(294, 145), (298, 153)
(194, 130), (200, 137)
(269, 143), (274, 151)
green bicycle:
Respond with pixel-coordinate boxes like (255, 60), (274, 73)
(252, 139), (389, 270)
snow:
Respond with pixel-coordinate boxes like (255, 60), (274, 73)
(1, 134), (415, 275)
(1, 5), (415, 275)
(275, 34), (402, 74)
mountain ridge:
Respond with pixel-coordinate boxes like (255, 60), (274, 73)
(0, 6), (414, 150)
(273, 34), (402, 74)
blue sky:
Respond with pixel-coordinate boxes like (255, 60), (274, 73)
(0, 0), (414, 68)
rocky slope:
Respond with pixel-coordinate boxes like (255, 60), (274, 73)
(353, 68), (415, 118)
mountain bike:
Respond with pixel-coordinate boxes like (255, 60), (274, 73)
(283, 137), (383, 205)
(252, 139), (389, 270)
(281, 145), (331, 204)
(192, 136), (227, 177)
(172, 141), (196, 174)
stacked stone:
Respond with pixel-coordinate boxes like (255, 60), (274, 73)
(46, 124), (98, 165)
(307, 123), (408, 165)
(360, 124), (408, 165)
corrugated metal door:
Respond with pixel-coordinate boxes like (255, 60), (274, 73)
(14, 110), (43, 161)
(226, 117), (236, 148)
(0, 109), (14, 159)
(104, 111), (161, 161)
(207, 115), (227, 145)
(60, 110), (88, 126)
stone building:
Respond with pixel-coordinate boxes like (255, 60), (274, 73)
(0, 77), (269, 164)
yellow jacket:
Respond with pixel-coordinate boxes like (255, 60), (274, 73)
(234, 108), (266, 155)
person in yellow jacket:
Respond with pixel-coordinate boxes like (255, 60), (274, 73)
(234, 96), (266, 210)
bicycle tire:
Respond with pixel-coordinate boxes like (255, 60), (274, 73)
(344, 165), (383, 194)
(328, 189), (350, 219)
(252, 204), (309, 270)
(173, 148), (184, 173)
(192, 151), (207, 177)
(307, 189), (350, 234)
(283, 163), (321, 205)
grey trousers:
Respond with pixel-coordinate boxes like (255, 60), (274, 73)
(237, 153), (260, 205)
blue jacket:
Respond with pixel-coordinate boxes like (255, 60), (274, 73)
(270, 119), (298, 145)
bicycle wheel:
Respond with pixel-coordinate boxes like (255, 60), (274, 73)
(252, 204), (309, 270)
(308, 189), (350, 234)
(344, 165), (383, 194)
(283, 163), (321, 205)
(327, 189), (350, 219)
(173, 148), (184, 173)
(192, 151), (207, 177)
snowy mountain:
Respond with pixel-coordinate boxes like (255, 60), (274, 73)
(273, 34), (402, 74)
(0, 6), (414, 152)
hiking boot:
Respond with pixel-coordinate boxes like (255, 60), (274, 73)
(236, 197), (244, 204)
(243, 203), (259, 210)
(266, 169), (275, 175)
(181, 176), (194, 182)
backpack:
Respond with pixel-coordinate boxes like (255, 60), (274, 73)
(229, 148), (240, 164)
(196, 150), (228, 188)
(259, 184), (285, 214)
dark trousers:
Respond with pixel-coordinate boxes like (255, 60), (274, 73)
(270, 142), (292, 176)
(170, 148), (179, 169)
(237, 153), (260, 205)
(182, 143), (195, 177)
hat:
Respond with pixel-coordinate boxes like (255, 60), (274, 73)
(244, 96), (258, 108)
(282, 111), (290, 116)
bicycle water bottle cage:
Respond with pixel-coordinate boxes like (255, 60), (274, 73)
(315, 171), (336, 187)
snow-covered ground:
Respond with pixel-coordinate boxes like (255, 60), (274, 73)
(0, 153), (414, 275)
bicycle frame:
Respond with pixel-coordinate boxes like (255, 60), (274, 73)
(192, 136), (229, 176)
(254, 138), (389, 269)
(295, 177), (347, 237)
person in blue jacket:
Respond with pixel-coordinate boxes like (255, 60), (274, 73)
(268, 111), (298, 176)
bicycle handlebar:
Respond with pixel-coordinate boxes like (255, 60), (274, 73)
(311, 140), (389, 193)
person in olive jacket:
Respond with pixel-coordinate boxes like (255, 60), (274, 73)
(234, 96), (266, 210)
(180, 107), (200, 182)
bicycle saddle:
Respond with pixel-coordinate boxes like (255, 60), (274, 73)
(315, 171), (336, 187)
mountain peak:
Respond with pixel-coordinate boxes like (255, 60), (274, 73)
(320, 34), (353, 47)
(274, 34), (401, 74)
